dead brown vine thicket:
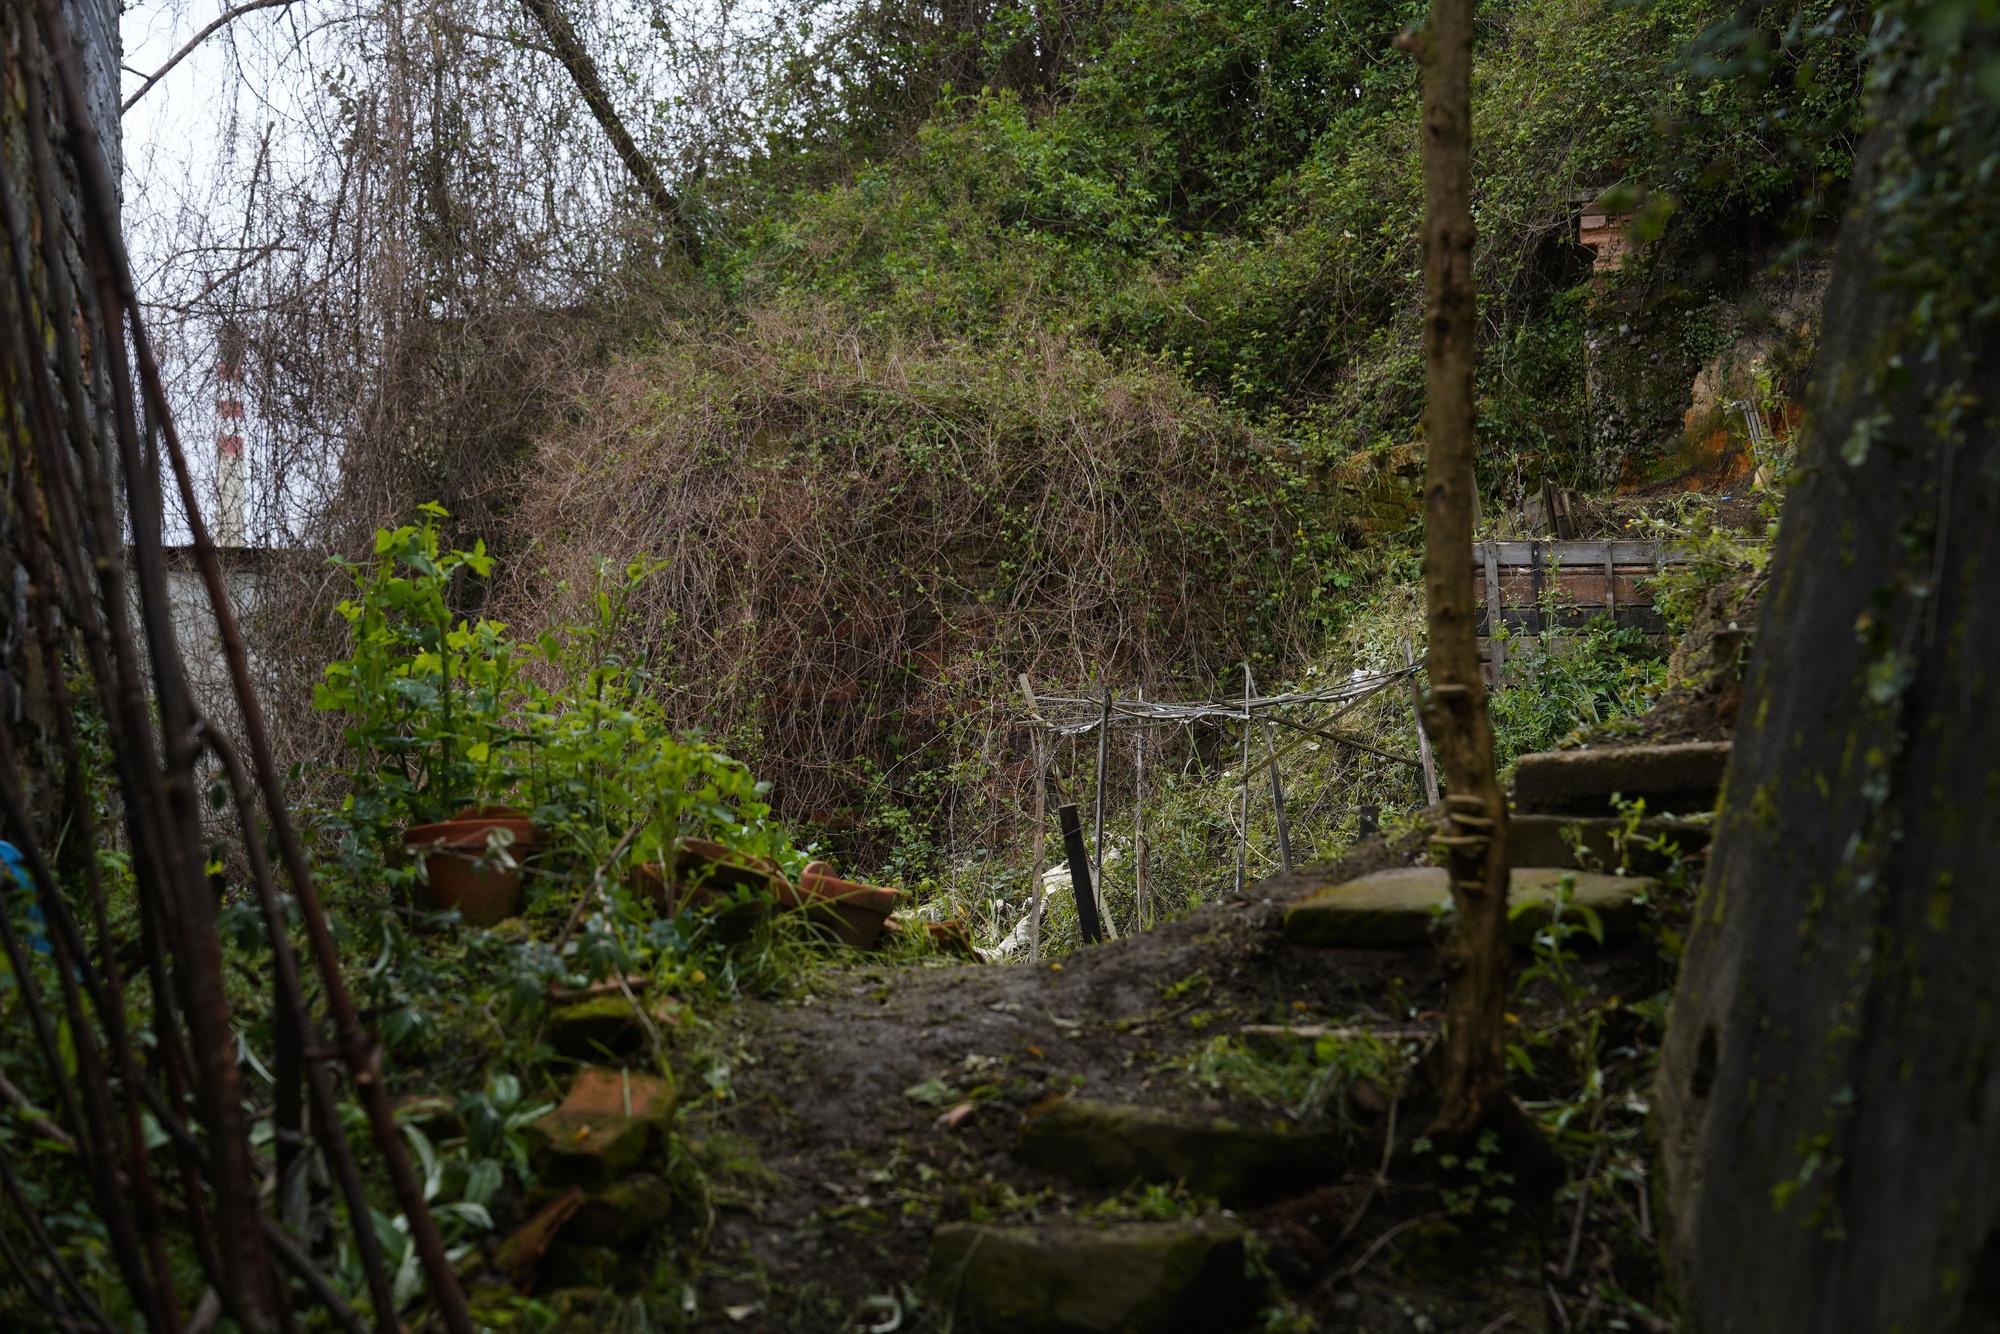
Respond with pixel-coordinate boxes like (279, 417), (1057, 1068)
(492, 305), (1324, 862)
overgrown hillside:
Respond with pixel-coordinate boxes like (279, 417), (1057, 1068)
(462, 0), (1854, 895)
(11, 0), (1976, 1326)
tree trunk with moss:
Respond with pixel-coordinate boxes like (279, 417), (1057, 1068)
(1410, 0), (1513, 1140)
(1655, 50), (2000, 1332)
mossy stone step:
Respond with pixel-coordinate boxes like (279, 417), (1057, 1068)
(523, 1173), (672, 1246)
(1013, 1097), (1338, 1204)
(546, 991), (684, 1062)
(1283, 866), (1654, 948)
(1508, 813), (1711, 873)
(522, 1066), (675, 1189)
(928, 1217), (1255, 1332)
(1512, 741), (1731, 816)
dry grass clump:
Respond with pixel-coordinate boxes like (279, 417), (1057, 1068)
(493, 303), (1320, 862)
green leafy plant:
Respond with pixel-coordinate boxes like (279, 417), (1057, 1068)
(1182, 1028), (1412, 1133)
(316, 507), (795, 914)
(1411, 1129), (1519, 1222)
(1490, 603), (1668, 769)
(314, 503), (517, 840)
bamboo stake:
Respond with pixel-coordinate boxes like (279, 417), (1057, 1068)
(1133, 687), (1148, 929)
(1259, 673), (1294, 873)
(1090, 685), (1118, 939)
(1235, 664), (1252, 895)
(1406, 639), (1441, 805)
(1028, 731), (1049, 962)
(1019, 675), (1051, 961)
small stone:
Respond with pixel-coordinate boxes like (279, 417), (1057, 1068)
(523, 1067), (675, 1189)
(1282, 866), (1655, 948)
(1013, 1097), (1339, 1203)
(928, 1217), (1255, 1332)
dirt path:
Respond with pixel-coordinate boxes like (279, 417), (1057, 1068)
(649, 805), (1676, 1333)
(678, 838), (1446, 1330)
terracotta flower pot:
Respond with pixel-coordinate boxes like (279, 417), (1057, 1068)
(402, 805), (539, 926)
(796, 860), (903, 949)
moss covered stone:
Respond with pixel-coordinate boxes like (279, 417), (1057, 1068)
(523, 1067), (675, 1189)
(561, 1174), (673, 1245)
(1013, 1097), (1340, 1203)
(1283, 866), (1654, 948)
(1507, 813), (1711, 872)
(546, 994), (650, 1061)
(928, 1217), (1254, 1333)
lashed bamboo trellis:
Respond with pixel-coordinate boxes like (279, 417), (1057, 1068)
(1018, 664), (1424, 949)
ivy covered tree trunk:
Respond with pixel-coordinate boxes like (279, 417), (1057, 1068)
(1410, 0), (1513, 1139)
(1655, 42), (2000, 1332)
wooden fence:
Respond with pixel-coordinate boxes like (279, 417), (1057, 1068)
(1472, 538), (1685, 682)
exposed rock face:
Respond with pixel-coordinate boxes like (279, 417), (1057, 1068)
(928, 1218), (1256, 1332)
(1013, 1097), (1340, 1203)
(1283, 866), (1654, 948)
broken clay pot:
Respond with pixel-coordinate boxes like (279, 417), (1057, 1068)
(796, 860), (902, 949)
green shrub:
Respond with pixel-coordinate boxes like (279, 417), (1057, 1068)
(314, 505), (795, 908)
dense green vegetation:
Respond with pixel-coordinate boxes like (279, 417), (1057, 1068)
(477, 0), (1855, 908)
(2, 0), (1916, 1325)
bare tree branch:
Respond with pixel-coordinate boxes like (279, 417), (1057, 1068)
(122, 0), (304, 114)
(516, 0), (701, 260)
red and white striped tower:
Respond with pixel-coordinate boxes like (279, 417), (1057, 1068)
(216, 321), (247, 545)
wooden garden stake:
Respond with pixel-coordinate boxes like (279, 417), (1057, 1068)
(1133, 687), (1149, 929)
(1091, 685), (1118, 939)
(1406, 639), (1441, 805)
(1057, 804), (1104, 945)
(1235, 664), (1252, 895)
(1257, 672), (1294, 874)
(1028, 731), (1049, 962)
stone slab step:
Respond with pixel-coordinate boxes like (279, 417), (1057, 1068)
(546, 991), (684, 1062)
(1013, 1097), (1337, 1204)
(1512, 740), (1730, 815)
(522, 1066), (676, 1189)
(928, 1217), (1254, 1333)
(1283, 866), (1654, 948)
(1509, 813), (1711, 873)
